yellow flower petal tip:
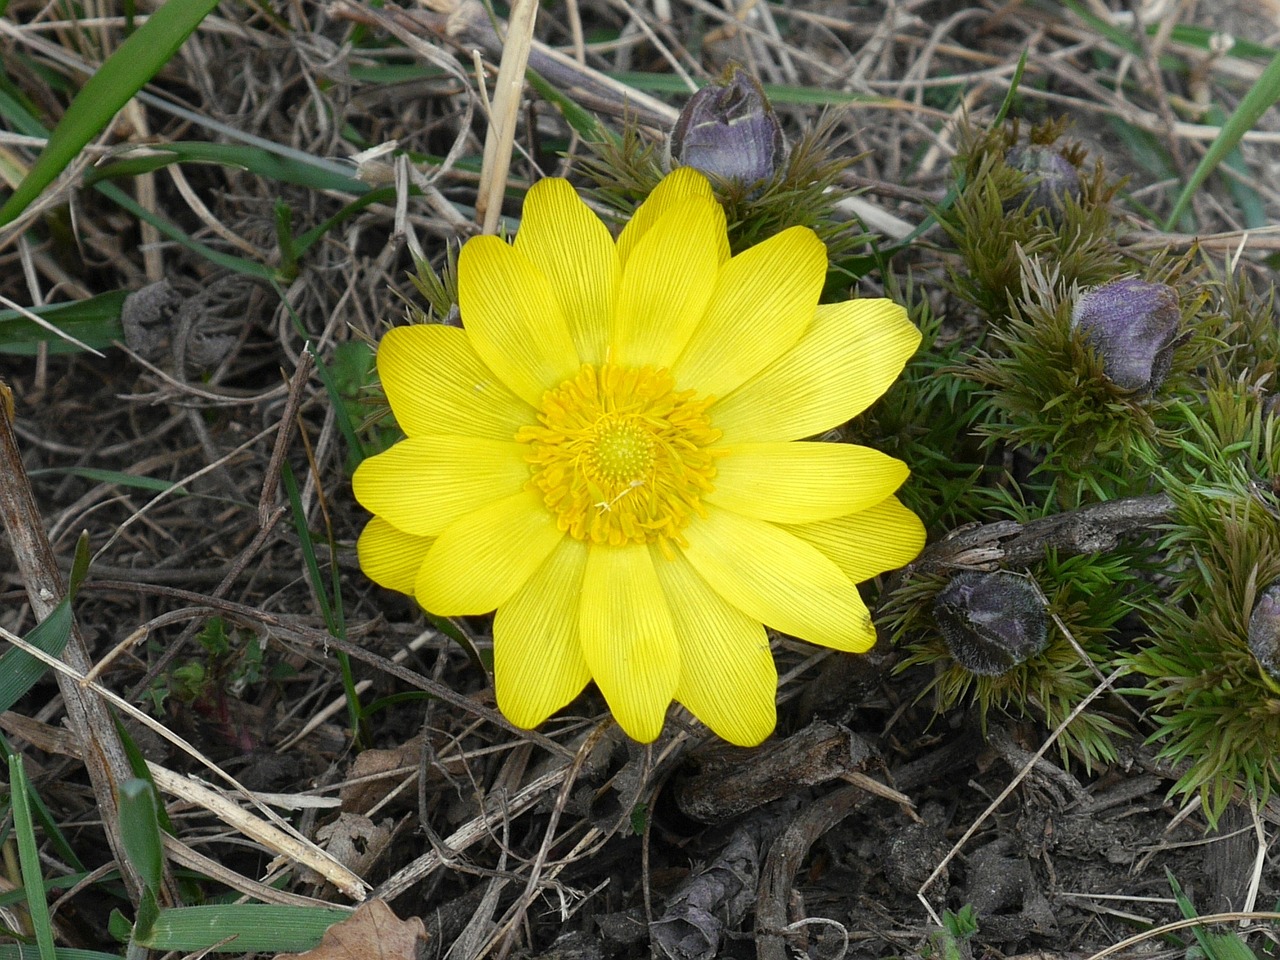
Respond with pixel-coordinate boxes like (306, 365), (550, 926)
(354, 170), (924, 745)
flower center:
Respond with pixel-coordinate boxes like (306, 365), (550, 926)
(517, 364), (721, 548)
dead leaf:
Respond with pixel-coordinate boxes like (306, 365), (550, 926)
(316, 812), (394, 876)
(275, 899), (427, 960)
(340, 737), (424, 814)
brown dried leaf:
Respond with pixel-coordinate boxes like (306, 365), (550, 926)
(275, 899), (427, 960)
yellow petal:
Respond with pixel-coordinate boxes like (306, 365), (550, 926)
(579, 542), (680, 742)
(352, 436), (529, 537)
(415, 489), (563, 615)
(356, 516), (433, 597)
(514, 179), (620, 367)
(706, 441), (908, 525)
(673, 226), (826, 397)
(682, 508), (876, 652)
(616, 167), (729, 269)
(713, 299), (921, 443)
(653, 549), (776, 746)
(610, 196), (725, 369)
(493, 538), (592, 729)
(458, 236), (581, 406)
(784, 495), (926, 584)
(376, 324), (534, 441)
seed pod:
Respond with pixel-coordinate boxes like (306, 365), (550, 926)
(934, 571), (1049, 676)
(1071, 278), (1181, 393)
(1248, 581), (1280, 682)
(669, 66), (786, 186)
(1004, 144), (1082, 218)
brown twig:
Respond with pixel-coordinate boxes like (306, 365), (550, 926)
(901, 493), (1175, 577)
(0, 379), (153, 904)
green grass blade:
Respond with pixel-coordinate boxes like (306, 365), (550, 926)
(1164, 50), (1280, 229)
(1166, 25), (1276, 60)
(118, 780), (165, 895)
(93, 181), (279, 280)
(0, 0), (222, 227)
(0, 736), (86, 873)
(8, 755), (57, 960)
(27, 467), (187, 494)
(0, 87), (49, 138)
(280, 461), (364, 741)
(134, 904), (351, 952)
(526, 67), (613, 142)
(84, 141), (370, 194)
(0, 949), (123, 960)
(0, 599), (72, 714)
(1167, 869), (1257, 960)
(0, 290), (126, 356)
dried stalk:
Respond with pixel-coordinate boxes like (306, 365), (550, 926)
(0, 379), (150, 903)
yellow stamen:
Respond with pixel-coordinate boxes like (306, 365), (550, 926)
(518, 364), (721, 547)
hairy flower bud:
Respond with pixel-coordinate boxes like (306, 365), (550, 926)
(934, 571), (1049, 676)
(1071, 279), (1181, 393)
(1004, 144), (1081, 218)
(669, 66), (786, 185)
(1248, 581), (1280, 681)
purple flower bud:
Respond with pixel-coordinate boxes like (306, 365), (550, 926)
(1248, 582), (1280, 681)
(1071, 279), (1181, 393)
(1004, 145), (1081, 217)
(670, 66), (786, 186)
(934, 571), (1049, 677)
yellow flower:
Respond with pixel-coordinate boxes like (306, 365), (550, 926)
(353, 168), (924, 746)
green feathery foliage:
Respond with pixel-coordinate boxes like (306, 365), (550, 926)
(960, 253), (1215, 507)
(937, 119), (1124, 323)
(892, 553), (1137, 770)
(1123, 383), (1280, 825)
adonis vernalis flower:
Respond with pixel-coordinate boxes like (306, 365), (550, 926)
(354, 168), (923, 746)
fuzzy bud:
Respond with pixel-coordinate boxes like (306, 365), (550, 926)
(670, 66), (785, 186)
(934, 571), (1049, 677)
(1248, 582), (1280, 681)
(1004, 145), (1081, 217)
(1071, 279), (1181, 392)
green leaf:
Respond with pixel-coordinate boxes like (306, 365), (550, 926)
(0, 949), (124, 960)
(0, 735), (85, 872)
(0, 0), (223, 227)
(0, 600), (72, 714)
(0, 290), (126, 355)
(68, 531), (91, 598)
(118, 780), (165, 896)
(28, 466), (186, 495)
(1164, 50), (1280, 229)
(1168, 869), (1258, 960)
(133, 904), (351, 952)
(526, 68), (613, 143)
(84, 141), (369, 194)
(8, 755), (57, 960)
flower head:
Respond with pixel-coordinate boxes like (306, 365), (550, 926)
(1003, 144), (1081, 219)
(1071, 278), (1181, 393)
(354, 168), (923, 745)
(1249, 581), (1280, 682)
(933, 571), (1049, 676)
(669, 66), (786, 186)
